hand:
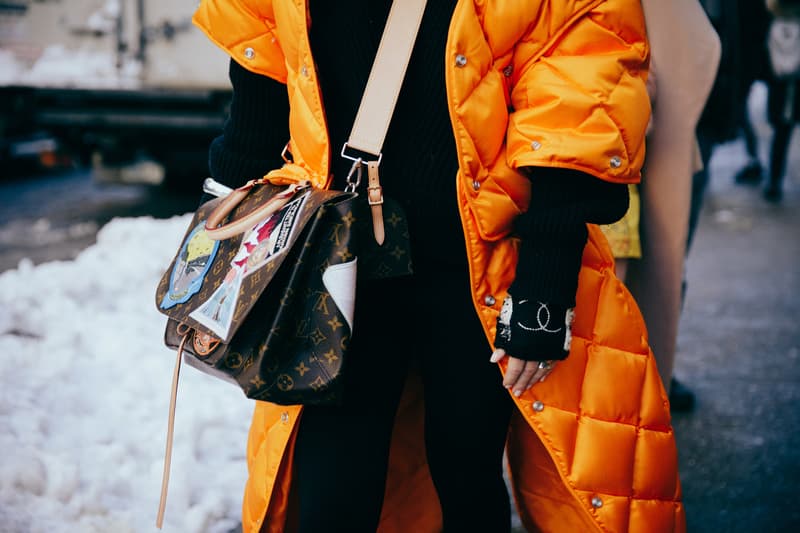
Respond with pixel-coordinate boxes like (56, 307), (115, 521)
(490, 348), (556, 397)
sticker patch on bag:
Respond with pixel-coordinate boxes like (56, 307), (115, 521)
(241, 193), (306, 275)
(189, 193), (309, 338)
(191, 268), (243, 338)
(159, 222), (220, 309)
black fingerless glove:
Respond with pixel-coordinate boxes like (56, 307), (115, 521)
(493, 201), (585, 361)
(495, 295), (575, 361)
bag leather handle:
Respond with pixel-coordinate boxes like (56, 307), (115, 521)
(204, 180), (309, 240)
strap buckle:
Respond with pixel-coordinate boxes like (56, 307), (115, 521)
(367, 185), (384, 206)
(342, 143), (382, 193)
(341, 142), (383, 166)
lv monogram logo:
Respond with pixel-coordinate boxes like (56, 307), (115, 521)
(327, 316), (343, 331)
(387, 211), (403, 228)
(323, 349), (339, 364)
(329, 223), (345, 246)
(280, 287), (294, 307)
(337, 248), (353, 262)
(309, 376), (326, 391)
(277, 374), (294, 391)
(314, 292), (331, 315)
(390, 245), (406, 260)
(295, 361), (309, 376)
(309, 328), (327, 346)
(226, 352), (243, 369)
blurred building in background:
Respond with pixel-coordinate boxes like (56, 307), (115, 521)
(0, 0), (231, 187)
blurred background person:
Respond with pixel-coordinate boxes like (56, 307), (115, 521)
(762, 0), (800, 202)
(665, 0), (772, 409)
(695, 0), (772, 225)
(622, 0), (721, 411)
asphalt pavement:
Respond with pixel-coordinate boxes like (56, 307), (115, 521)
(670, 126), (800, 532)
(0, 171), (199, 273)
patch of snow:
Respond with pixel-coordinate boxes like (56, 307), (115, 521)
(0, 215), (252, 533)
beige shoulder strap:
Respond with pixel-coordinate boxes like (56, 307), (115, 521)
(344, 0), (427, 244)
(346, 0), (428, 158)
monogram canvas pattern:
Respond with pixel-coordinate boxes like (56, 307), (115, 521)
(156, 182), (414, 405)
(355, 196), (414, 280)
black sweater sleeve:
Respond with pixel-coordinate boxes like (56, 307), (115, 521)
(494, 168), (629, 361)
(208, 59), (291, 189)
(513, 167), (630, 304)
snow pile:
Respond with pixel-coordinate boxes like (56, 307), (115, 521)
(0, 216), (253, 533)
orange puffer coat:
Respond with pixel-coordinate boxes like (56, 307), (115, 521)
(193, 1), (685, 531)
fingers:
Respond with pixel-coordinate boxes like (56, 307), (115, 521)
(490, 348), (505, 363)
(502, 356), (525, 391)
(509, 360), (539, 397)
(490, 350), (556, 397)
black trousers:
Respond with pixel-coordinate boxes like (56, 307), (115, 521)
(292, 270), (513, 533)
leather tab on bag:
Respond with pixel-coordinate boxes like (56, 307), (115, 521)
(367, 161), (385, 245)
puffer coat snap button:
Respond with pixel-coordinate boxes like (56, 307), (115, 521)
(244, 47), (255, 60)
(455, 54), (468, 67)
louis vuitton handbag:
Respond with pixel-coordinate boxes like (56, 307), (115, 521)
(155, 0), (427, 527)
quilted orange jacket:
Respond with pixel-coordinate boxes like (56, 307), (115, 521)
(193, 1), (685, 531)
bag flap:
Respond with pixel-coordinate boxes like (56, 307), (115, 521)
(154, 183), (347, 343)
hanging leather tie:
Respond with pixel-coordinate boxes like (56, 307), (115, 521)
(367, 161), (385, 245)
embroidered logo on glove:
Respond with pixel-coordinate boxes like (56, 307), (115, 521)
(516, 300), (562, 333)
(496, 294), (576, 356)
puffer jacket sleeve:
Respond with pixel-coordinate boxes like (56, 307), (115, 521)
(506, 0), (651, 184)
(193, 0), (288, 82)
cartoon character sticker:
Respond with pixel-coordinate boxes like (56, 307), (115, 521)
(189, 194), (307, 338)
(191, 266), (243, 337)
(240, 194), (305, 275)
(160, 222), (219, 309)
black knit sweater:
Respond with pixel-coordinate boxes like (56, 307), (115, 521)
(208, 0), (629, 359)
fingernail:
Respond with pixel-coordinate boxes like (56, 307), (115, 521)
(539, 375), (547, 382)
(490, 350), (503, 363)
(514, 389), (522, 397)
